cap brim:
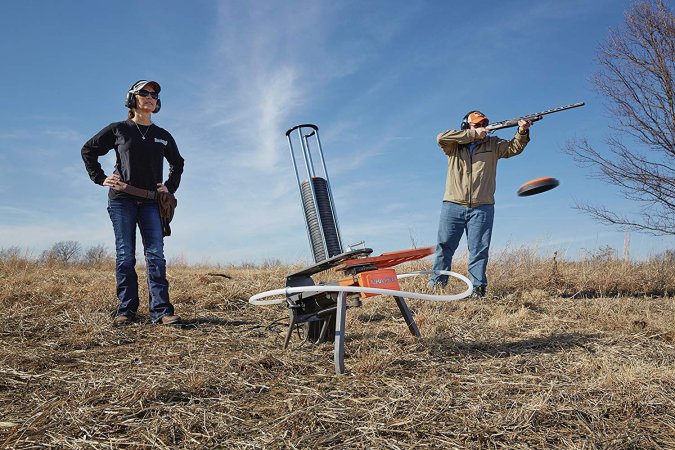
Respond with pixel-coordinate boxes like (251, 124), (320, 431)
(468, 113), (489, 125)
(135, 80), (161, 93)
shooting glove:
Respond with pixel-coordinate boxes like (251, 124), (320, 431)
(157, 191), (177, 237)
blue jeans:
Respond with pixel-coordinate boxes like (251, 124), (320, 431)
(429, 201), (494, 288)
(108, 198), (174, 322)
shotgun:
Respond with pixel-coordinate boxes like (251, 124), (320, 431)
(486, 102), (585, 132)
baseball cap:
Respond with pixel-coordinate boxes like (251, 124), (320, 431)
(130, 80), (161, 93)
(467, 111), (489, 125)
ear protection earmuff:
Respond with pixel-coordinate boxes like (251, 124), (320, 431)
(124, 80), (161, 113)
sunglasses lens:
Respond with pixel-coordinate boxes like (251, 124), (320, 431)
(137, 90), (158, 99)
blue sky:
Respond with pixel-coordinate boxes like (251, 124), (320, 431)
(1, 0), (671, 264)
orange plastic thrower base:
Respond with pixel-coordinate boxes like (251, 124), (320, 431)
(336, 246), (435, 298)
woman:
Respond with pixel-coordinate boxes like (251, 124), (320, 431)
(81, 80), (185, 326)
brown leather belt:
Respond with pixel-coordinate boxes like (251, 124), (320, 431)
(114, 181), (158, 200)
(113, 182), (177, 236)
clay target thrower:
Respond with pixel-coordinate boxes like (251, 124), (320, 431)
(249, 124), (472, 374)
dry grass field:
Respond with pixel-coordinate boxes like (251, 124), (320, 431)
(1, 249), (674, 449)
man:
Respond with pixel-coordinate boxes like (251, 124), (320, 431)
(428, 110), (532, 297)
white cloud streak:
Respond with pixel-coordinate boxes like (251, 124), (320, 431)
(156, 1), (422, 263)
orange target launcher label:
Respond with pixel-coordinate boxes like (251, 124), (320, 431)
(339, 268), (401, 298)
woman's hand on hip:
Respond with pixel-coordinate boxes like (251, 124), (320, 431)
(157, 183), (169, 193)
(102, 174), (121, 188)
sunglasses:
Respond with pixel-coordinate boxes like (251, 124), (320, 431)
(135, 89), (159, 99)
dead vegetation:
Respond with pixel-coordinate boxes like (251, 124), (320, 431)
(1, 249), (674, 449)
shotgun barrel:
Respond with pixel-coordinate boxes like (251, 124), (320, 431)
(486, 102), (585, 132)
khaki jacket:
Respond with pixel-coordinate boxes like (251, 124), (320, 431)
(437, 128), (530, 206)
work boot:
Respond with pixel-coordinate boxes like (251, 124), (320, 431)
(470, 285), (486, 299)
(159, 315), (182, 325)
(113, 315), (132, 327)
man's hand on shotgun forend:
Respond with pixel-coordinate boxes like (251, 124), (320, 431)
(518, 119), (533, 134)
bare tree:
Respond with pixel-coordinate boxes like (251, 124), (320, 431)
(0, 246), (23, 261)
(83, 244), (112, 265)
(48, 241), (82, 264)
(566, 0), (674, 235)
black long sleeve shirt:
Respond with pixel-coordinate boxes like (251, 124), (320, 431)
(81, 120), (185, 199)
